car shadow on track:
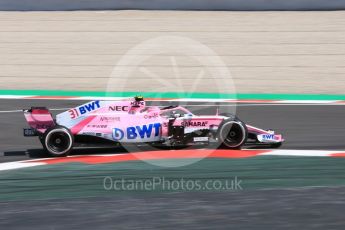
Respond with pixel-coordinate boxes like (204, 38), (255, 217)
(4, 147), (129, 159)
(3, 145), (213, 160)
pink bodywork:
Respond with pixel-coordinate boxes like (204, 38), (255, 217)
(24, 98), (283, 144)
(69, 101), (225, 142)
(24, 108), (55, 133)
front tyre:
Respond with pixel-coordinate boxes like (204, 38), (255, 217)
(217, 119), (248, 149)
(43, 126), (74, 157)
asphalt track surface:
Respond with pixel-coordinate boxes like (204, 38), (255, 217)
(1, 99), (345, 229)
(1, 99), (345, 160)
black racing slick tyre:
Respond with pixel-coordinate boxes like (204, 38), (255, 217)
(217, 118), (248, 149)
(42, 126), (74, 157)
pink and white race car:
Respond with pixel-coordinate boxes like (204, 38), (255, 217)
(24, 96), (284, 157)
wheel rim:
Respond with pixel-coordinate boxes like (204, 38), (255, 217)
(46, 129), (72, 155)
(220, 122), (246, 148)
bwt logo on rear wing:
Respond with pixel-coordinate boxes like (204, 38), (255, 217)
(68, 101), (101, 119)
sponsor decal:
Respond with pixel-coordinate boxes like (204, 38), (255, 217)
(181, 121), (208, 127)
(193, 137), (209, 142)
(109, 105), (129, 112)
(82, 132), (96, 136)
(127, 123), (161, 139)
(144, 113), (159, 119)
(112, 123), (161, 141)
(262, 134), (275, 140)
(112, 128), (125, 141)
(23, 128), (36, 136)
(69, 101), (100, 119)
(257, 134), (277, 142)
(131, 101), (145, 106)
(100, 117), (120, 122)
(87, 124), (107, 129)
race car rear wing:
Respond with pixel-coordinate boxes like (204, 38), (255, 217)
(23, 107), (55, 136)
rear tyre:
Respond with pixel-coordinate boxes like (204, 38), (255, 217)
(43, 125), (74, 157)
(217, 119), (248, 149)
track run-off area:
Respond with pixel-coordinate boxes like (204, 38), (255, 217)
(1, 95), (345, 229)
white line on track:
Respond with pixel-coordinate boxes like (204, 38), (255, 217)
(0, 162), (46, 171)
(259, 150), (334, 157)
(0, 109), (23, 113)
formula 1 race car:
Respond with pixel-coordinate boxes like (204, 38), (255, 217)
(23, 96), (284, 157)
